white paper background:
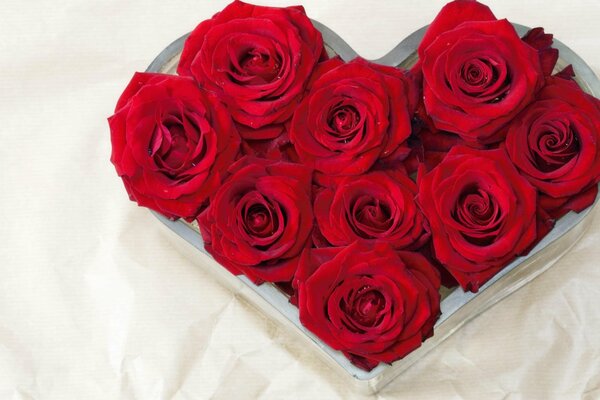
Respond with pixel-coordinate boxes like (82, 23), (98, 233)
(1, 0), (600, 398)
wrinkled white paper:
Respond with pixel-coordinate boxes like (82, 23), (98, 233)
(1, 0), (600, 399)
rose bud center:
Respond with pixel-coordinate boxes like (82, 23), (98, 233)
(245, 203), (277, 238)
(454, 186), (502, 246)
(346, 285), (387, 328)
(330, 105), (359, 133)
(461, 59), (491, 87)
(238, 48), (281, 84)
(533, 117), (580, 172)
(327, 102), (361, 143)
(456, 56), (509, 104)
(150, 115), (198, 173)
(352, 195), (394, 235)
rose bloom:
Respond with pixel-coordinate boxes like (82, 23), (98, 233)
(313, 171), (429, 250)
(505, 75), (600, 219)
(108, 72), (240, 220)
(198, 157), (313, 284)
(177, 0), (325, 140)
(417, 146), (538, 292)
(418, 0), (546, 144)
(295, 242), (440, 371)
(290, 57), (417, 176)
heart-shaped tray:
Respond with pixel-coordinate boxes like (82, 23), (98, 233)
(147, 22), (600, 394)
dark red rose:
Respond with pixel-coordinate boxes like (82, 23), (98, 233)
(418, 3), (544, 144)
(295, 242), (440, 371)
(240, 129), (300, 163)
(289, 58), (417, 176)
(402, 126), (479, 175)
(505, 76), (600, 219)
(417, 146), (538, 292)
(177, 0), (325, 139)
(521, 28), (559, 77)
(108, 72), (240, 220)
(198, 157), (313, 284)
(313, 171), (429, 250)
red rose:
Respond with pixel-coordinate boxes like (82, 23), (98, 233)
(108, 72), (240, 220)
(198, 157), (313, 284)
(419, 2), (544, 143)
(505, 76), (600, 219)
(177, 0), (324, 139)
(417, 146), (538, 292)
(313, 171), (429, 250)
(295, 242), (440, 371)
(289, 58), (417, 176)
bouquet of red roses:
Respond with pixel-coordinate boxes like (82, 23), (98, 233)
(108, 0), (600, 371)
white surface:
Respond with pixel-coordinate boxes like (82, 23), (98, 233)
(1, 0), (600, 399)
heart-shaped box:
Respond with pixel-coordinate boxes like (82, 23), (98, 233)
(147, 22), (600, 394)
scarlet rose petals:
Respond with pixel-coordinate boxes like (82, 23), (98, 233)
(295, 242), (441, 372)
(109, 0), (600, 374)
(521, 28), (559, 77)
(109, 72), (240, 220)
(417, 146), (539, 292)
(417, 0), (497, 61)
(419, 18), (545, 143)
(313, 171), (429, 250)
(505, 76), (600, 219)
(177, 0), (325, 138)
(289, 58), (417, 176)
(197, 157), (314, 284)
